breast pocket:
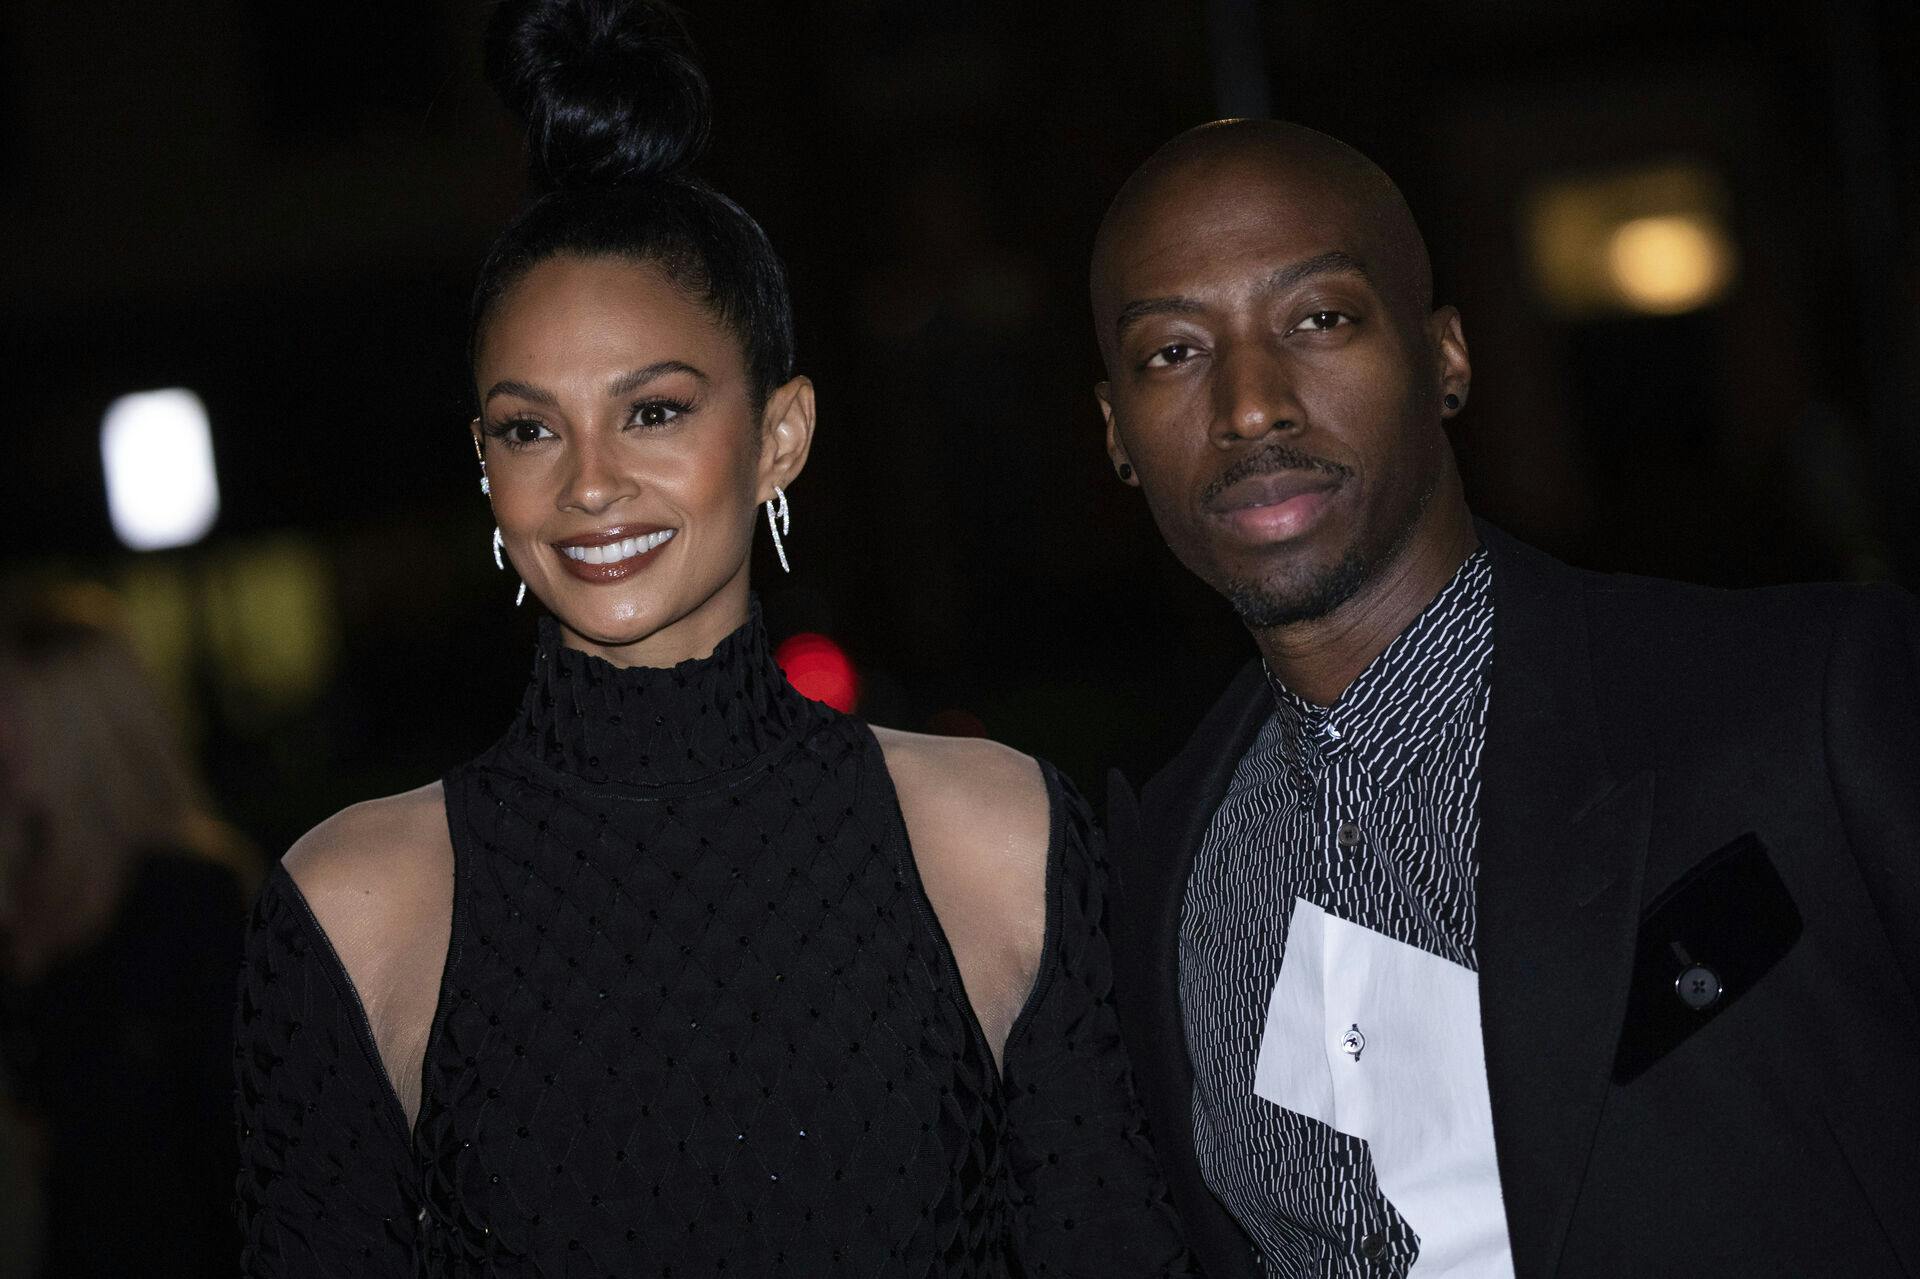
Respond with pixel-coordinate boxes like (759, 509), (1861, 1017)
(1612, 832), (1804, 1084)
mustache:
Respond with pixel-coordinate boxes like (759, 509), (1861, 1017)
(1201, 443), (1352, 506)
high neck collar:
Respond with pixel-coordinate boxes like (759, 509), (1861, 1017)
(1264, 547), (1494, 790)
(504, 602), (818, 788)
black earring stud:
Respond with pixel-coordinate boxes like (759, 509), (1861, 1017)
(1443, 393), (1461, 411)
(1118, 463), (1134, 481)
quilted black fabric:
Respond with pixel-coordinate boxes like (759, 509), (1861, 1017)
(234, 608), (1193, 1276)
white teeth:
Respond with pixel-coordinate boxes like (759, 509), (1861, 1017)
(560, 529), (675, 564)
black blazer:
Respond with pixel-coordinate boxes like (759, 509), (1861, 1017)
(1108, 524), (1920, 1278)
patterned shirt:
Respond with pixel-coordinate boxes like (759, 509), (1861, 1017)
(1180, 550), (1508, 1276)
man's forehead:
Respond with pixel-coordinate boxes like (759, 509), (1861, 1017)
(1100, 179), (1378, 302)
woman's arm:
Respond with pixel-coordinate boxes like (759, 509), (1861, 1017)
(1001, 770), (1198, 1277)
(234, 866), (419, 1275)
(233, 787), (450, 1276)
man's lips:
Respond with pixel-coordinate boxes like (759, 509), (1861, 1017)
(1205, 471), (1340, 514)
(1205, 471), (1344, 541)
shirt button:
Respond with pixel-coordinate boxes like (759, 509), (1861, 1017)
(1675, 964), (1723, 1010)
(1360, 1230), (1390, 1259)
(1337, 821), (1363, 850)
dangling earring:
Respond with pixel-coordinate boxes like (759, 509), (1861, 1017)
(493, 526), (526, 606)
(479, 463), (490, 496)
(765, 485), (791, 573)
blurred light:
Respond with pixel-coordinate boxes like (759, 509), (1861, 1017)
(204, 538), (337, 718)
(775, 632), (860, 713)
(100, 388), (220, 550)
(1524, 163), (1738, 318)
(1605, 215), (1733, 315)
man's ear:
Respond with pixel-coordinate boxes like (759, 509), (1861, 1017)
(1097, 383), (1139, 486)
(757, 375), (816, 500)
(1432, 307), (1471, 415)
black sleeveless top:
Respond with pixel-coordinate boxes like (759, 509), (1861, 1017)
(234, 610), (1193, 1276)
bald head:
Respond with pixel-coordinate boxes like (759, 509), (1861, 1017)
(1087, 118), (1476, 664)
(1091, 120), (1434, 361)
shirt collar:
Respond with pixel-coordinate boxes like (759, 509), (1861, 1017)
(1264, 548), (1494, 790)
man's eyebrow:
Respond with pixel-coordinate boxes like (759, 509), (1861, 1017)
(1111, 251), (1376, 343)
(1263, 250), (1375, 295)
(483, 379), (557, 407)
(608, 360), (707, 397)
(1113, 296), (1206, 341)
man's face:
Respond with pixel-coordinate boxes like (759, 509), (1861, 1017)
(1095, 155), (1463, 628)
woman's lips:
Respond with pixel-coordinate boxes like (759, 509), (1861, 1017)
(551, 526), (677, 583)
(1207, 472), (1343, 542)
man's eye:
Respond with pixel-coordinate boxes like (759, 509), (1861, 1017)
(1145, 343), (1197, 368)
(1296, 311), (1350, 332)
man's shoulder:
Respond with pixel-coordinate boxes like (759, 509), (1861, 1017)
(1487, 523), (1913, 664)
(1487, 526), (1919, 752)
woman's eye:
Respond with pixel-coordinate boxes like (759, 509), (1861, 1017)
(1296, 310), (1350, 332)
(502, 418), (553, 446)
(634, 402), (679, 428)
(1145, 343), (1197, 369)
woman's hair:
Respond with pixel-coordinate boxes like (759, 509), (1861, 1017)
(0, 599), (254, 983)
(473, 0), (796, 409)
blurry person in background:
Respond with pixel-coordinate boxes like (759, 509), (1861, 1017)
(230, 2), (1193, 1275)
(0, 592), (254, 1277)
(1092, 119), (1919, 1277)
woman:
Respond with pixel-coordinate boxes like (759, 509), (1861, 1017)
(233, 1), (1193, 1274)
(1, 599), (253, 1275)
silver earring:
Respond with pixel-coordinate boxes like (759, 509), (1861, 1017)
(492, 526), (526, 605)
(765, 485), (791, 573)
(480, 471), (490, 496)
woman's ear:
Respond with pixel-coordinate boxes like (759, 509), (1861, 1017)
(757, 375), (816, 501)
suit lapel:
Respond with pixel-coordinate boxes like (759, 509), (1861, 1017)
(1477, 526), (1652, 1277)
(1134, 660), (1272, 1278)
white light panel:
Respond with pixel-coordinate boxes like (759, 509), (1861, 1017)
(101, 388), (220, 551)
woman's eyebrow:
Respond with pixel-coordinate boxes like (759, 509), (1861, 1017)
(483, 378), (558, 407)
(607, 360), (708, 397)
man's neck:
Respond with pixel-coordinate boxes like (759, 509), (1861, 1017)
(1253, 505), (1479, 707)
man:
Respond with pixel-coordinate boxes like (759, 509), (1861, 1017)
(1093, 119), (1919, 1277)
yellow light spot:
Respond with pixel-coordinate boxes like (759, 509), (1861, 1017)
(1605, 215), (1732, 315)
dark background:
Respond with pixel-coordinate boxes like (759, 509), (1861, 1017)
(2, 0), (1915, 855)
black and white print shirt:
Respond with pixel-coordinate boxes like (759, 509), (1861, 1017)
(1180, 549), (1513, 1277)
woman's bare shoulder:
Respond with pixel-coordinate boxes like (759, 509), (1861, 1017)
(283, 782), (453, 915)
(867, 728), (1049, 844)
(280, 782), (452, 1120)
(870, 728), (1051, 1062)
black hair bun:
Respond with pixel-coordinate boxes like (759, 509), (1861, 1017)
(485, 0), (711, 191)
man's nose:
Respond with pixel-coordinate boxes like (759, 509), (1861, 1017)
(1210, 341), (1304, 446)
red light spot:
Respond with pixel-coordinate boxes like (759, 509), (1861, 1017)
(774, 632), (860, 713)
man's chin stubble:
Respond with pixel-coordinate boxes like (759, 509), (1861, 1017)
(1222, 550), (1369, 630)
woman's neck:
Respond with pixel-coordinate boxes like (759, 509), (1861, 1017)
(558, 571), (753, 670)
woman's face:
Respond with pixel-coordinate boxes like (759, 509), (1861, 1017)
(474, 254), (811, 667)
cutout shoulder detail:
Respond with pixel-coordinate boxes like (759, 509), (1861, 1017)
(281, 781), (453, 1128)
(870, 727), (1050, 1066)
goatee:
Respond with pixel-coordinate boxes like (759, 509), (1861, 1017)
(1224, 550), (1369, 629)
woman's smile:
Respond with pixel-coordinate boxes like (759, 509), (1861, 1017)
(552, 524), (677, 582)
